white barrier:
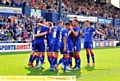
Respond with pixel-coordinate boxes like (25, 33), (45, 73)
(0, 41), (119, 52)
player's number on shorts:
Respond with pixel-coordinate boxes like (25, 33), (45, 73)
(53, 31), (57, 38)
(91, 43), (93, 48)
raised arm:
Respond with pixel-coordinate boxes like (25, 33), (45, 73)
(95, 30), (106, 38)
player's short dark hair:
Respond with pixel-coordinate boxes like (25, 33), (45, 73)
(57, 20), (63, 24)
(65, 22), (71, 26)
(48, 22), (53, 27)
(39, 20), (44, 23)
(74, 17), (77, 19)
(73, 19), (79, 23)
(85, 20), (90, 22)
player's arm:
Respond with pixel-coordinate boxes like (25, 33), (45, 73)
(81, 30), (84, 37)
(35, 31), (48, 37)
(49, 27), (52, 33)
(63, 36), (67, 52)
(68, 30), (71, 35)
(95, 30), (106, 37)
(37, 23), (47, 27)
(70, 26), (78, 36)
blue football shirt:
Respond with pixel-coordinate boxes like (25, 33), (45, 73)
(34, 26), (49, 43)
(73, 26), (81, 44)
(67, 29), (73, 45)
(46, 28), (52, 46)
(51, 26), (62, 45)
(83, 27), (95, 43)
(59, 28), (68, 47)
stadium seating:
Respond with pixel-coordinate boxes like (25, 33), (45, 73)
(0, 0), (120, 43)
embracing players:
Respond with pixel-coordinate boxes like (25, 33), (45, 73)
(83, 20), (106, 66)
(31, 21), (49, 68)
(54, 22), (71, 72)
(70, 19), (81, 70)
(50, 20), (63, 70)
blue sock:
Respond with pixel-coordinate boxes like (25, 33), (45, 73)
(53, 57), (57, 66)
(51, 56), (54, 68)
(73, 56), (77, 67)
(29, 54), (33, 63)
(48, 56), (52, 66)
(86, 54), (90, 63)
(40, 54), (44, 65)
(36, 56), (40, 66)
(68, 56), (72, 66)
(57, 58), (63, 66)
(31, 55), (36, 63)
(75, 55), (81, 68)
(63, 57), (68, 71)
(91, 54), (95, 63)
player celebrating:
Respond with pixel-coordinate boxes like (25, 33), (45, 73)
(50, 20), (63, 70)
(33, 22), (49, 68)
(45, 22), (53, 70)
(83, 20), (106, 66)
(28, 35), (36, 68)
(70, 19), (81, 70)
(54, 22), (71, 72)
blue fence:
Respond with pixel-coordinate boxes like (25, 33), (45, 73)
(0, 5), (119, 27)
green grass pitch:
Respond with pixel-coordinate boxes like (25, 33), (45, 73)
(0, 47), (120, 81)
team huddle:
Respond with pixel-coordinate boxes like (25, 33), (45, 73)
(28, 19), (106, 72)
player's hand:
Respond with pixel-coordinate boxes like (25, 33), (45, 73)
(103, 34), (107, 38)
(70, 26), (73, 30)
(64, 47), (67, 52)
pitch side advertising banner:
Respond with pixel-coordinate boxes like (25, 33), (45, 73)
(95, 41), (100, 48)
(104, 41), (109, 47)
(0, 41), (117, 52)
(0, 6), (22, 14)
(66, 15), (97, 22)
(98, 18), (113, 24)
(0, 43), (31, 52)
(109, 41), (114, 47)
(31, 9), (41, 18)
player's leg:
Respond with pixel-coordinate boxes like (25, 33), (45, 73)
(52, 52), (58, 70)
(73, 42), (81, 70)
(89, 42), (95, 66)
(68, 44), (74, 68)
(63, 54), (70, 72)
(28, 51), (35, 65)
(35, 52), (40, 68)
(39, 43), (46, 69)
(28, 43), (38, 68)
(47, 45), (53, 68)
(54, 47), (70, 72)
(35, 43), (41, 68)
(51, 45), (55, 70)
(90, 49), (95, 66)
(86, 49), (90, 66)
(28, 42), (36, 65)
(73, 52), (81, 70)
(68, 54), (72, 68)
(57, 57), (63, 66)
(52, 44), (59, 68)
(47, 51), (53, 69)
(84, 42), (91, 66)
